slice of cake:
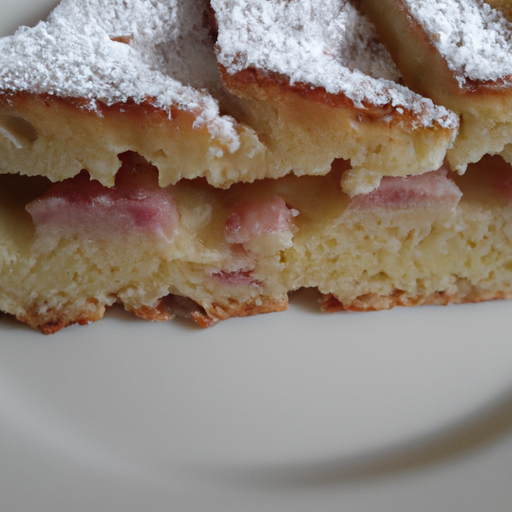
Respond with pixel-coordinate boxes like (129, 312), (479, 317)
(0, 0), (272, 188)
(210, 0), (458, 195)
(360, 0), (512, 174)
(0, 0), (458, 196)
(4, 151), (512, 334)
(1, 0), (512, 334)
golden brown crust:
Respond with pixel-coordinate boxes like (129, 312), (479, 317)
(16, 294), (287, 334)
(13, 284), (512, 334)
(0, 89), (268, 188)
(130, 303), (174, 322)
(321, 288), (512, 312)
(220, 65), (448, 128)
(130, 294), (289, 328)
(203, 297), (289, 325)
(16, 299), (106, 335)
(0, 91), (188, 128)
(218, 65), (455, 196)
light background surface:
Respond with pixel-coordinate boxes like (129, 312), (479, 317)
(2, 2), (512, 510)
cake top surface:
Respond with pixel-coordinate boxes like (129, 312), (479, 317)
(402, 0), (512, 85)
(212, 0), (458, 129)
(0, 0), (240, 149)
(0, 0), (458, 135)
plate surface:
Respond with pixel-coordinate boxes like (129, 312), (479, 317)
(2, 298), (512, 511)
(3, 2), (512, 511)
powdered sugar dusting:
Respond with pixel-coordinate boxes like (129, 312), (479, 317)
(402, 0), (512, 84)
(0, 0), (240, 150)
(212, 0), (458, 129)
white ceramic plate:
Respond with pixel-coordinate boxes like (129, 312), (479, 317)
(3, 3), (512, 511)
(3, 297), (512, 511)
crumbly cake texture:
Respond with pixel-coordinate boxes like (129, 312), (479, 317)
(211, 0), (459, 195)
(2, 154), (512, 334)
(361, 0), (512, 174)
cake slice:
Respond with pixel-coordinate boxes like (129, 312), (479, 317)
(210, 0), (458, 195)
(360, 0), (512, 174)
(0, 0), (274, 188)
(3, 151), (512, 334)
(0, 0), (458, 197)
(2, 0), (512, 334)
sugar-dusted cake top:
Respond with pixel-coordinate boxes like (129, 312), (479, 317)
(402, 0), (512, 85)
(215, 0), (400, 82)
(0, 0), (240, 150)
(212, 0), (458, 129)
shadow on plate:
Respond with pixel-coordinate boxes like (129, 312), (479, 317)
(288, 287), (323, 313)
(190, 386), (512, 489)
